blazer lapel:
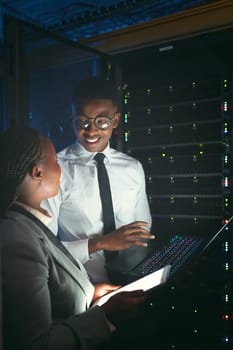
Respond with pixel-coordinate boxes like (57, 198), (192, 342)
(43, 230), (94, 305)
(10, 205), (94, 306)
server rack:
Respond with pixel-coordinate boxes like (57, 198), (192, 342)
(115, 29), (233, 348)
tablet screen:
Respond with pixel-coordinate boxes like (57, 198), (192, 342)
(93, 264), (171, 306)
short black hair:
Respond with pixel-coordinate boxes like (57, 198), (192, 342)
(0, 127), (44, 214)
(73, 76), (119, 109)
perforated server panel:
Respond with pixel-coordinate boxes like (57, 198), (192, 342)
(115, 27), (233, 349)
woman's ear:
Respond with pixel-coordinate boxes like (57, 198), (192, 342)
(31, 165), (43, 183)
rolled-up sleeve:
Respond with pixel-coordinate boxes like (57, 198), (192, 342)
(62, 238), (90, 264)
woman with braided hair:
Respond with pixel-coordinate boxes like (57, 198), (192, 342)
(0, 127), (146, 350)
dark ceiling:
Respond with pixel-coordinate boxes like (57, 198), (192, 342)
(2, 0), (220, 42)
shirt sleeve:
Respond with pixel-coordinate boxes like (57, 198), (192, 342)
(41, 170), (90, 264)
(62, 238), (90, 264)
(135, 161), (152, 230)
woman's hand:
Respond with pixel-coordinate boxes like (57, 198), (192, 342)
(93, 283), (121, 303)
(101, 290), (146, 323)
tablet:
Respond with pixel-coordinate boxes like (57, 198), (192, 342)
(93, 264), (171, 306)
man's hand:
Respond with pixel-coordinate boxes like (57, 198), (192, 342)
(89, 221), (155, 254)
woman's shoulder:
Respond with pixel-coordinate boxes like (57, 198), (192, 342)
(0, 210), (45, 246)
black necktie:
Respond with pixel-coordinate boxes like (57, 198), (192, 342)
(94, 153), (118, 264)
(94, 153), (116, 234)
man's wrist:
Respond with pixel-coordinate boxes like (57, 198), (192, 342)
(89, 235), (104, 254)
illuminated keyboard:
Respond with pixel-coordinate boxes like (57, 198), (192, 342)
(132, 234), (203, 278)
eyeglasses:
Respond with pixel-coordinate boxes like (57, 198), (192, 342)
(73, 114), (115, 130)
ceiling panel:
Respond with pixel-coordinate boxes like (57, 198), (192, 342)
(2, 0), (220, 41)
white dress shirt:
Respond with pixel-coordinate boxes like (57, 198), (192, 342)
(42, 142), (152, 283)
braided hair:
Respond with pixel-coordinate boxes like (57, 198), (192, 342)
(0, 127), (44, 215)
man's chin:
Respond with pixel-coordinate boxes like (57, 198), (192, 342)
(80, 137), (108, 152)
(83, 142), (101, 153)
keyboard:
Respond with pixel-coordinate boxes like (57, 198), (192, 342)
(132, 234), (204, 278)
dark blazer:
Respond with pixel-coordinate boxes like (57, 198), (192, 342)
(0, 205), (111, 350)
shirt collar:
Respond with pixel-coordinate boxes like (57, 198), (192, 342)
(72, 142), (111, 164)
(15, 201), (52, 226)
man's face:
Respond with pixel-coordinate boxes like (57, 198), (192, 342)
(75, 99), (120, 152)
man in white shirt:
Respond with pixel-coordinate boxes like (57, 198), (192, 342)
(42, 76), (154, 283)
